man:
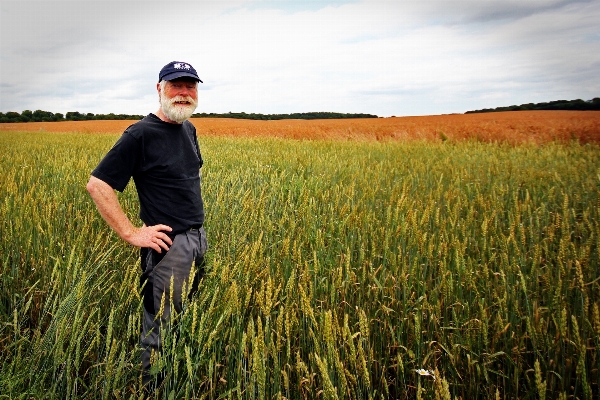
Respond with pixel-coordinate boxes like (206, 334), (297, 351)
(86, 61), (208, 387)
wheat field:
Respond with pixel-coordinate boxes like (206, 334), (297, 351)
(1, 112), (599, 399)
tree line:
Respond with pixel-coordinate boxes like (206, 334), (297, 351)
(191, 111), (379, 120)
(465, 97), (600, 114)
(0, 110), (144, 123)
(0, 110), (378, 123)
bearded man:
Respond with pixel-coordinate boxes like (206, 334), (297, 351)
(86, 61), (208, 389)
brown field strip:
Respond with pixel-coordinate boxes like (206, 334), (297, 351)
(1, 110), (599, 144)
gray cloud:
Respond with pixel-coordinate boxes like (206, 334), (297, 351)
(403, 0), (597, 25)
(1, 0), (599, 117)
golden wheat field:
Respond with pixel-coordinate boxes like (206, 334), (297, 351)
(1, 110), (599, 143)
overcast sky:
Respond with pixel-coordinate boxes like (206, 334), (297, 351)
(1, 0), (599, 117)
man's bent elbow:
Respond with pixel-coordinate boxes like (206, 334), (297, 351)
(86, 176), (109, 197)
(86, 177), (98, 196)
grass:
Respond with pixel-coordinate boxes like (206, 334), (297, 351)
(0, 130), (599, 399)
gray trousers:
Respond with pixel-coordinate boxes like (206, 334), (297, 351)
(139, 226), (208, 380)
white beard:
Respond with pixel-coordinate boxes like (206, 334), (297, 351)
(160, 93), (198, 123)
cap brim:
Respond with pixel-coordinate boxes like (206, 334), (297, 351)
(161, 71), (202, 83)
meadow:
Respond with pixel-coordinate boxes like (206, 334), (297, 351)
(0, 111), (599, 399)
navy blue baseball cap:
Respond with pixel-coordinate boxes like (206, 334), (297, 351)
(159, 61), (202, 83)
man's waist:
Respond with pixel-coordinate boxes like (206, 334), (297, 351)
(168, 224), (203, 238)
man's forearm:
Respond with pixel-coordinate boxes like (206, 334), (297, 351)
(86, 176), (136, 241)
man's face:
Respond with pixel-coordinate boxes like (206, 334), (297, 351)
(159, 78), (198, 123)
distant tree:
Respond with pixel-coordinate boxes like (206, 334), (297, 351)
(31, 110), (43, 121)
(32, 110), (55, 122)
(21, 110), (33, 122)
(4, 111), (24, 122)
(65, 111), (83, 121)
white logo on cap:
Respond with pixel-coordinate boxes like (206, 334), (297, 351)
(174, 63), (191, 70)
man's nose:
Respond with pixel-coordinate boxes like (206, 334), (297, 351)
(179, 87), (195, 96)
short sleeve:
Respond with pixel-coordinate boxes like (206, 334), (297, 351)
(91, 131), (140, 192)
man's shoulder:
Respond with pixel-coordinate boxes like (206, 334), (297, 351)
(124, 114), (160, 138)
(182, 119), (196, 131)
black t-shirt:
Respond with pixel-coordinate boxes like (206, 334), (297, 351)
(91, 113), (204, 235)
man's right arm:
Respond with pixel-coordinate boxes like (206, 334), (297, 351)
(86, 176), (173, 253)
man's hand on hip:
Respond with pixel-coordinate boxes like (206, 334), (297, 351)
(126, 224), (173, 253)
